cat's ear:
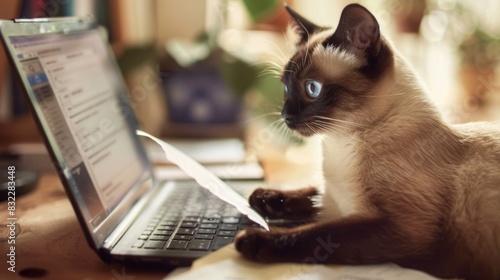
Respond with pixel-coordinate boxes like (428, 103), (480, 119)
(324, 4), (381, 57)
(285, 4), (321, 45)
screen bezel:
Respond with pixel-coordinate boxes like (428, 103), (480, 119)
(0, 18), (155, 254)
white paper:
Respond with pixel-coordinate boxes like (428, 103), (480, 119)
(137, 130), (269, 230)
(146, 138), (246, 164)
(154, 162), (264, 181)
(165, 245), (440, 280)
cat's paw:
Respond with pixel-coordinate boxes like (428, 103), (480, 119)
(249, 188), (287, 219)
(235, 228), (282, 262)
(249, 187), (319, 220)
(235, 228), (266, 261)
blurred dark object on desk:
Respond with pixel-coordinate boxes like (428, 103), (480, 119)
(0, 142), (41, 201)
(0, 170), (38, 201)
(0, 143), (53, 173)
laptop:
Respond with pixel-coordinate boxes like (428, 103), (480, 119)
(0, 17), (264, 266)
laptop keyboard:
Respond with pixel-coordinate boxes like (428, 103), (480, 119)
(131, 185), (260, 251)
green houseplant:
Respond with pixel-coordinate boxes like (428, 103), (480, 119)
(458, 29), (500, 105)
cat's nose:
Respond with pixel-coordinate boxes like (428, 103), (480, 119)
(282, 113), (295, 126)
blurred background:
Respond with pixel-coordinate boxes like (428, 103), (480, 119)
(1, 0), (500, 165)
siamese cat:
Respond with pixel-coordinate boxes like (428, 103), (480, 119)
(235, 4), (500, 280)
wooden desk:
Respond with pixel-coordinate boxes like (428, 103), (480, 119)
(0, 149), (320, 279)
(0, 173), (172, 280)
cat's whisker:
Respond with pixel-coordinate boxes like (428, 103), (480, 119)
(313, 116), (368, 129)
(266, 60), (284, 70)
(261, 119), (292, 145)
(251, 59), (280, 67)
(256, 71), (280, 79)
(244, 112), (282, 123)
(304, 122), (316, 135)
(282, 29), (299, 54)
(255, 64), (283, 77)
(259, 38), (292, 66)
(277, 122), (291, 143)
(255, 70), (278, 79)
(270, 46), (292, 67)
(269, 119), (285, 131)
(311, 119), (351, 130)
(310, 122), (351, 137)
(288, 58), (300, 70)
(282, 69), (296, 75)
(281, 128), (291, 144)
(312, 121), (351, 132)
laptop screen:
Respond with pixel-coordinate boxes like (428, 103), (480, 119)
(3, 24), (152, 241)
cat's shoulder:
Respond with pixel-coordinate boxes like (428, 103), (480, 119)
(451, 121), (500, 163)
(452, 121), (500, 139)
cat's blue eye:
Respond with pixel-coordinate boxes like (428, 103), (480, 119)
(284, 84), (289, 94)
(305, 80), (322, 98)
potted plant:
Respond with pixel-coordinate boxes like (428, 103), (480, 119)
(458, 29), (500, 105)
(160, 0), (282, 138)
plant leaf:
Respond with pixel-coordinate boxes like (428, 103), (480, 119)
(241, 0), (280, 22)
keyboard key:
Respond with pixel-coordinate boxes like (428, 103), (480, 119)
(220, 224), (238, 231)
(144, 241), (165, 249)
(141, 230), (153, 235)
(167, 240), (188, 250)
(163, 215), (179, 220)
(177, 228), (195, 235)
(132, 240), (145, 248)
(153, 230), (173, 236)
(189, 240), (212, 251)
(138, 235), (149, 240)
(149, 218), (160, 224)
(149, 236), (169, 241)
(202, 218), (220, 223)
(173, 235), (191, 241)
(180, 221), (198, 228)
(219, 230), (236, 237)
(222, 216), (239, 224)
(200, 223), (218, 229)
(157, 225), (175, 230)
(212, 236), (233, 250)
(203, 214), (221, 219)
(183, 216), (200, 222)
(194, 234), (214, 240)
(160, 220), (178, 226)
(198, 229), (216, 234)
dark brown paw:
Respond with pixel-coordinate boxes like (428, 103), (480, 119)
(235, 227), (303, 262)
(249, 188), (287, 219)
(235, 228), (266, 261)
(235, 228), (285, 262)
(249, 187), (319, 220)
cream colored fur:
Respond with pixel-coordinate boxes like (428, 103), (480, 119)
(313, 35), (500, 278)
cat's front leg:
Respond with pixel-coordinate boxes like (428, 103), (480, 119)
(249, 187), (320, 220)
(235, 216), (424, 265)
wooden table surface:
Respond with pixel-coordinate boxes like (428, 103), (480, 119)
(0, 152), (320, 280)
(0, 173), (174, 280)
(0, 138), (316, 280)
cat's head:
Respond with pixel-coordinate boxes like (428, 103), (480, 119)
(281, 4), (394, 137)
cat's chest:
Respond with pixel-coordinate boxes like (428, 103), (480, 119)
(321, 134), (364, 217)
